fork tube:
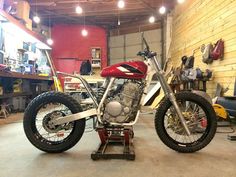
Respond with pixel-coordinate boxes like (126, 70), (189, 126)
(151, 56), (191, 136)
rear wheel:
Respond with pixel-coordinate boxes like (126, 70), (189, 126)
(23, 92), (86, 153)
(155, 92), (217, 153)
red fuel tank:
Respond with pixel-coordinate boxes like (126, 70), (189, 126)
(101, 61), (147, 79)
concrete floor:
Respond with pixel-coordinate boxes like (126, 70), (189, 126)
(1, 113), (236, 177)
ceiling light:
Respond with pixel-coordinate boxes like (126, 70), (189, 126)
(33, 16), (40, 24)
(149, 16), (155, 23)
(159, 6), (166, 14)
(81, 29), (88, 37)
(118, 0), (125, 9)
(76, 5), (83, 14)
(177, 0), (185, 4)
(47, 38), (54, 45)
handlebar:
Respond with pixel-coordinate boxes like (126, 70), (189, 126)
(137, 33), (156, 58)
(143, 37), (150, 52)
(137, 50), (157, 58)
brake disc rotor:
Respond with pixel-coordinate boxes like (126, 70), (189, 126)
(167, 112), (199, 135)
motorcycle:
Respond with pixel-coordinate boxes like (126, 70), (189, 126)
(23, 37), (217, 155)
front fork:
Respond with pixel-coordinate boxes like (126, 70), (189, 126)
(151, 56), (191, 136)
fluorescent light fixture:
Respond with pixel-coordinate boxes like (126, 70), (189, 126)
(1, 18), (51, 49)
(81, 29), (88, 36)
(118, 0), (125, 9)
(76, 5), (83, 14)
(177, 0), (185, 4)
(47, 38), (54, 45)
(159, 6), (166, 14)
(149, 16), (155, 23)
(33, 16), (40, 24)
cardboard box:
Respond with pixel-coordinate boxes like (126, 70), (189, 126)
(16, 1), (30, 21)
(25, 18), (32, 30)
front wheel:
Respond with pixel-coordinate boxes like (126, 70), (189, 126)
(23, 92), (86, 153)
(155, 91), (217, 153)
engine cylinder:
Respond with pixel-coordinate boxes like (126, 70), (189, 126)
(102, 80), (144, 123)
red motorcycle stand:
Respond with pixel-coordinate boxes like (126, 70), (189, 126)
(91, 125), (135, 160)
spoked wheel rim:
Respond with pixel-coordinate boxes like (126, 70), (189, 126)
(32, 102), (75, 145)
(164, 100), (210, 147)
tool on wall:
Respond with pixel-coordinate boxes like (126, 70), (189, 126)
(202, 43), (214, 64)
(201, 39), (224, 64)
(44, 50), (63, 92)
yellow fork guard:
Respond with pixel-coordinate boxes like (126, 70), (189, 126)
(213, 104), (228, 120)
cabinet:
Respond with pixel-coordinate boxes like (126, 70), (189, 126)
(0, 71), (53, 112)
(91, 47), (101, 68)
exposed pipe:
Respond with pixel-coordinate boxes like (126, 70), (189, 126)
(160, 17), (165, 68)
(107, 28), (110, 66)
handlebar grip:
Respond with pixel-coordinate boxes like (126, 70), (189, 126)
(137, 51), (157, 58)
(148, 52), (157, 58)
(137, 51), (145, 56)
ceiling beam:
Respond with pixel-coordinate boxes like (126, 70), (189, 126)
(139, 0), (157, 13)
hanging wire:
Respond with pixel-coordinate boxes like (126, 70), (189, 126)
(35, 0), (38, 15)
(48, 0), (52, 38)
(117, 4), (121, 26)
(118, 12), (121, 26)
(83, 13), (86, 29)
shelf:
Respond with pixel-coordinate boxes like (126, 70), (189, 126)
(91, 47), (101, 67)
(0, 71), (53, 81)
(0, 91), (44, 99)
(92, 64), (101, 68)
(0, 92), (32, 99)
(0, 9), (47, 45)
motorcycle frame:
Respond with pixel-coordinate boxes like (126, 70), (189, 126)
(53, 55), (191, 135)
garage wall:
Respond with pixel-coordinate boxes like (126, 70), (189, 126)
(169, 0), (236, 97)
(52, 24), (107, 74)
(109, 29), (162, 65)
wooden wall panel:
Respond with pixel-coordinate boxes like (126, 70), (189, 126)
(169, 0), (236, 97)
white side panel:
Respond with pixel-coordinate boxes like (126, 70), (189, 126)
(143, 82), (161, 106)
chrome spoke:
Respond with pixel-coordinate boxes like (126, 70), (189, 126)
(165, 100), (207, 145)
(34, 102), (74, 143)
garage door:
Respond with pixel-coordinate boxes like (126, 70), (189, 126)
(109, 29), (162, 65)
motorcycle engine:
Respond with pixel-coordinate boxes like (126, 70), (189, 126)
(102, 80), (144, 124)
